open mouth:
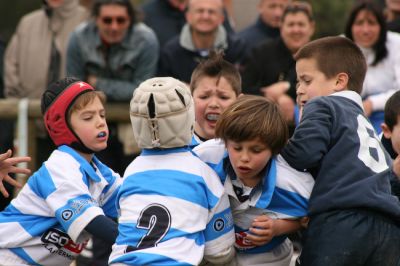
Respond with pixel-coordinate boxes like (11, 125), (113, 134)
(97, 131), (107, 138)
(206, 113), (219, 122)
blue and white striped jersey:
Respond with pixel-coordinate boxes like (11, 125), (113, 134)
(194, 139), (314, 264)
(0, 145), (121, 265)
(189, 134), (203, 148)
(109, 147), (235, 265)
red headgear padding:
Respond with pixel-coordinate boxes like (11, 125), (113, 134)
(44, 81), (94, 148)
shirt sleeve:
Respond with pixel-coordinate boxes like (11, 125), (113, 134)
(281, 99), (332, 171)
(43, 160), (104, 243)
(204, 192), (236, 263)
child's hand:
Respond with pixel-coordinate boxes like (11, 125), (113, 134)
(300, 216), (309, 228)
(246, 215), (277, 246)
(0, 150), (31, 198)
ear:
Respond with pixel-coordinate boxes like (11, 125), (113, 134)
(334, 72), (349, 92)
(381, 123), (392, 139)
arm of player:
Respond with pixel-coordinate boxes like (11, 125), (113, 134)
(0, 149), (30, 198)
(203, 193), (236, 265)
(246, 215), (302, 246)
(84, 215), (118, 244)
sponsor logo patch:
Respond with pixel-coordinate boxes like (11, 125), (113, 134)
(213, 218), (225, 231)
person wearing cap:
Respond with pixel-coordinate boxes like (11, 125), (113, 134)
(0, 77), (121, 266)
(108, 77), (236, 265)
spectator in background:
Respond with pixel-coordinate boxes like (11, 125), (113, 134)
(0, 38), (19, 210)
(345, 0), (400, 134)
(140, 0), (187, 48)
(158, 0), (245, 83)
(140, 0), (235, 48)
(386, 0), (400, 32)
(4, 0), (88, 168)
(241, 1), (314, 134)
(238, 0), (288, 54)
(66, 0), (158, 264)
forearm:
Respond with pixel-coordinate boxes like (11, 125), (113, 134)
(84, 215), (118, 245)
(273, 219), (302, 236)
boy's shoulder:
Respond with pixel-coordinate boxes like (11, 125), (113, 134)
(305, 91), (363, 116)
(193, 138), (226, 164)
(125, 147), (220, 177)
(275, 155), (314, 194)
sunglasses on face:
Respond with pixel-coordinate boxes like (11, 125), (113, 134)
(101, 16), (128, 25)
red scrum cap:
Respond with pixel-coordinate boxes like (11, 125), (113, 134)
(42, 77), (94, 152)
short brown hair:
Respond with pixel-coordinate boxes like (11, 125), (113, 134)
(384, 91), (400, 130)
(294, 36), (367, 94)
(215, 95), (288, 155)
(190, 51), (241, 96)
(282, 1), (314, 22)
(68, 91), (106, 119)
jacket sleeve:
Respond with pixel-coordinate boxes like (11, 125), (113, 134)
(4, 34), (23, 98)
(240, 46), (263, 95)
(281, 99), (332, 171)
(66, 30), (86, 81)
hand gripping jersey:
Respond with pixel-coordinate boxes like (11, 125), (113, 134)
(109, 147), (235, 265)
(0, 145), (121, 265)
(194, 139), (314, 265)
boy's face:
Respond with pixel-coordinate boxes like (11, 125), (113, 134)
(193, 76), (237, 140)
(382, 116), (400, 154)
(70, 97), (109, 153)
(226, 138), (272, 188)
(296, 58), (340, 108)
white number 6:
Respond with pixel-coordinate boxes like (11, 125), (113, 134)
(357, 115), (388, 173)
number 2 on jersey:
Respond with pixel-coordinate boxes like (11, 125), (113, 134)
(126, 203), (171, 252)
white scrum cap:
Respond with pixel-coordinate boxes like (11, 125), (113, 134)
(130, 77), (195, 149)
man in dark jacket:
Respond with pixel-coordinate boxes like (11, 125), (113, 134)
(158, 0), (245, 83)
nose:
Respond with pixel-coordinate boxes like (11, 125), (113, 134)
(109, 21), (120, 30)
(296, 82), (305, 95)
(208, 96), (220, 108)
(97, 115), (106, 127)
(239, 150), (250, 162)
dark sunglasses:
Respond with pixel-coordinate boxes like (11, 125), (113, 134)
(101, 16), (128, 25)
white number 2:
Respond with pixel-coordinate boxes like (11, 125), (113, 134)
(357, 115), (388, 173)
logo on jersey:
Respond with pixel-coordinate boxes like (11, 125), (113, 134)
(41, 228), (86, 255)
(70, 198), (98, 215)
(61, 210), (73, 221)
(235, 231), (256, 250)
(213, 218), (225, 231)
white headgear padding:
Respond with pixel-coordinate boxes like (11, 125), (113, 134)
(130, 77), (195, 149)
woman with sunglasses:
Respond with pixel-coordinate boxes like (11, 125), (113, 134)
(240, 1), (315, 136)
(345, 0), (400, 134)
